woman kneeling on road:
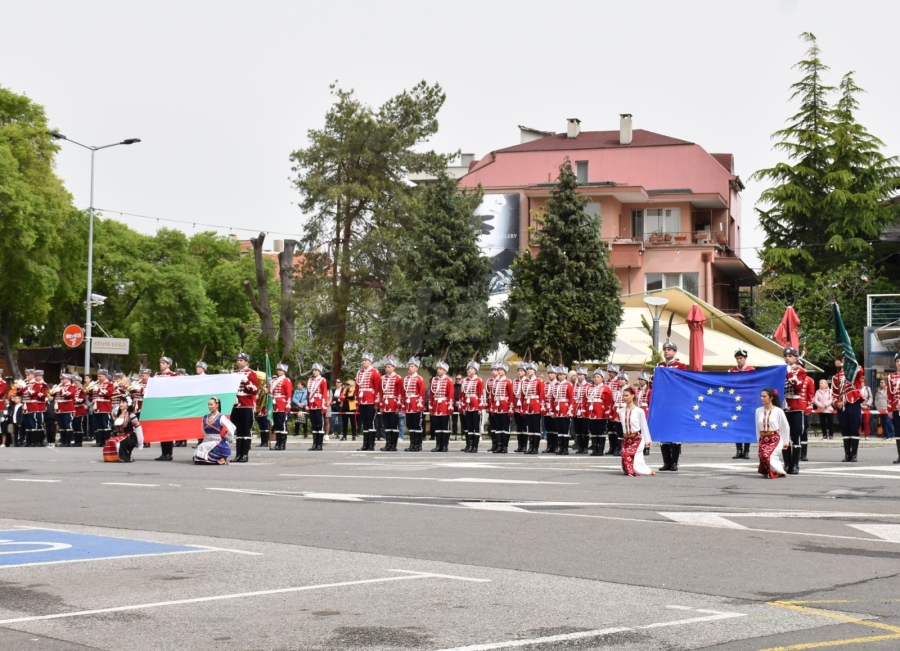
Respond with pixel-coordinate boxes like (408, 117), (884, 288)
(755, 388), (789, 479)
(618, 387), (655, 477)
(194, 397), (236, 465)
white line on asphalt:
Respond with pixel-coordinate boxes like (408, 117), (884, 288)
(6, 479), (61, 483)
(460, 503), (528, 512)
(659, 512), (748, 529)
(0, 569), (488, 624)
(101, 482), (160, 487)
(846, 524), (900, 543)
(0, 549), (214, 570)
(188, 545), (264, 556)
(433, 605), (745, 650)
(278, 473), (575, 485)
(12, 526), (73, 532)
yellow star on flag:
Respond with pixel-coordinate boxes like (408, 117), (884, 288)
(722, 422), (729, 428)
(736, 405), (742, 412)
(718, 386), (725, 392)
(735, 396), (741, 402)
(731, 415), (738, 421)
(729, 389), (735, 395)
(695, 414), (701, 420)
(707, 388), (715, 395)
(711, 423), (718, 429)
(693, 405), (700, 410)
(700, 420), (707, 427)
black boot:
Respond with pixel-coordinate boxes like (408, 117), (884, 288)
(800, 444), (808, 462)
(659, 444), (672, 471)
(442, 431), (451, 452)
(514, 434), (525, 453)
(842, 438), (852, 462)
(850, 438), (859, 462)
(462, 434), (473, 453)
(380, 433), (393, 452)
(560, 437), (570, 455)
(488, 434), (498, 453)
(471, 435), (480, 453)
(499, 434), (509, 453)
(789, 447), (800, 474)
(312, 434), (322, 451)
(733, 444), (743, 459)
(431, 432), (442, 452)
(415, 432), (424, 452)
(405, 432), (416, 452)
(893, 439), (900, 464)
(741, 443), (751, 459)
(671, 444), (681, 471)
(530, 435), (541, 454)
(574, 435), (587, 454)
(589, 436), (600, 456)
(542, 433), (556, 454)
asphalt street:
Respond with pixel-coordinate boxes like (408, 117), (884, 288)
(1, 435), (899, 650)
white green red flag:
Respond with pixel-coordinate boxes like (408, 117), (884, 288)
(140, 374), (241, 443)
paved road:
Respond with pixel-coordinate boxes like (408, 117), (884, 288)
(1, 437), (899, 650)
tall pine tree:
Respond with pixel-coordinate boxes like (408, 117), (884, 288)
(505, 159), (622, 365)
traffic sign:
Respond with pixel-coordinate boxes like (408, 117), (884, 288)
(63, 325), (84, 348)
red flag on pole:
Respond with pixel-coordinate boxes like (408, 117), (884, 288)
(774, 307), (801, 350)
(686, 304), (706, 372)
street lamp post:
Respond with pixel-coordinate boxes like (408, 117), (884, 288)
(643, 296), (670, 351)
(47, 132), (140, 377)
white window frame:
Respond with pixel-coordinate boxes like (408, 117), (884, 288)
(644, 207), (680, 235)
(645, 271), (700, 297)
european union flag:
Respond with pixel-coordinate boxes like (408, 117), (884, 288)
(647, 366), (788, 443)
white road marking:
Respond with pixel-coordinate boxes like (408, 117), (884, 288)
(659, 512), (748, 529)
(847, 524), (900, 543)
(434, 605), (745, 650)
(0, 549), (214, 570)
(0, 569), (488, 624)
(460, 503), (528, 513)
(102, 482), (160, 487)
(188, 545), (264, 556)
(6, 479), (61, 483)
(279, 473), (574, 485)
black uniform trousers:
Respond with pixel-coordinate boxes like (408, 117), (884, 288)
(785, 410), (804, 470)
(838, 401), (862, 459)
(230, 406), (254, 459)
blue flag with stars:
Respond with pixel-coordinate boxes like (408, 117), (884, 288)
(647, 366), (788, 443)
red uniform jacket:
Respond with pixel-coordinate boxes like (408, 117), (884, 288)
(0, 378), (6, 410)
(831, 367), (864, 408)
(131, 380), (147, 413)
(489, 376), (514, 414)
(587, 383), (613, 420)
(91, 380), (114, 414)
(155, 370), (178, 378)
(23, 380), (48, 414)
(306, 376), (327, 411)
(657, 360), (687, 370)
(356, 367), (382, 406)
(460, 376), (484, 412)
(403, 373), (426, 413)
(553, 380), (574, 418)
(545, 379), (558, 418)
(803, 375), (816, 415)
(55, 383), (76, 414)
(270, 375), (294, 413)
(728, 365), (756, 373)
(429, 375), (454, 416)
(74, 387), (88, 417)
(380, 373), (404, 413)
(888, 371), (900, 412)
(233, 368), (259, 409)
(784, 363), (809, 412)
(635, 384), (652, 418)
(512, 378), (525, 414)
(522, 376), (545, 415)
(573, 380), (590, 418)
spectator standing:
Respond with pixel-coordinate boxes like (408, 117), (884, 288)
(329, 379), (343, 441)
(859, 382), (873, 438)
(874, 379), (895, 438)
(813, 379), (834, 439)
(292, 383), (308, 437)
(341, 379), (357, 441)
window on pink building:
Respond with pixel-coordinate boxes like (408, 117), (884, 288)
(646, 272), (699, 297)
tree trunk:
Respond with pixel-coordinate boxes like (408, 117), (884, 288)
(278, 239), (298, 359)
(329, 209), (354, 381)
(0, 310), (20, 380)
(242, 232), (277, 348)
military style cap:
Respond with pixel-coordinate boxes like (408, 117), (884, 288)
(558, 366), (569, 375)
(517, 362), (527, 372)
(435, 360), (450, 371)
(576, 366), (588, 376)
(662, 342), (678, 352)
(219, 370), (230, 374)
(497, 362), (509, 372)
(196, 361), (209, 371)
(176, 368), (187, 375)
(606, 363), (620, 373)
(490, 362), (499, 371)
(361, 352), (374, 362)
(782, 347), (799, 357)
(407, 357), (420, 368)
(140, 368), (152, 374)
(734, 348), (748, 358)
(236, 352), (250, 362)
(466, 360), (479, 371)
(114, 372), (124, 378)
(97, 369), (110, 377)
(71, 374), (83, 382)
(276, 363), (289, 372)
(638, 370), (651, 382)
(894, 351), (900, 361)
(384, 357), (398, 368)
(311, 362), (323, 372)
(546, 365), (557, 374)
(618, 371), (629, 381)
(593, 368), (604, 377)
(34, 369), (45, 376)
(160, 356), (173, 365)
(25, 369), (35, 375)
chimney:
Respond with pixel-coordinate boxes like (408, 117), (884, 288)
(566, 118), (581, 139)
(273, 239), (285, 253)
(460, 153), (475, 168)
(619, 113), (633, 145)
(228, 233), (238, 242)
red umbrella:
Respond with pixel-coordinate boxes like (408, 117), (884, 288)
(686, 304), (706, 372)
(774, 307), (801, 350)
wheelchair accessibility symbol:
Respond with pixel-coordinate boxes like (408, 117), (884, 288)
(0, 539), (73, 555)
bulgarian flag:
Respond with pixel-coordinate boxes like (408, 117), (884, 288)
(140, 374), (241, 443)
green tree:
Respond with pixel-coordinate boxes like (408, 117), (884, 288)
(0, 87), (72, 376)
(504, 159), (622, 365)
(383, 175), (497, 371)
(289, 82), (451, 379)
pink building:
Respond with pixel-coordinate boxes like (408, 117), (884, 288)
(457, 115), (757, 314)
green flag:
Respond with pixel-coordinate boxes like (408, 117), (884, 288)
(265, 353), (274, 416)
(832, 302), (860, 382)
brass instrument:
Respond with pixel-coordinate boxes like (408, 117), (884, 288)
(13, 379), (26, 390)
(83, 380), (99, 393)
(48, 383), (62, 396)
(255, 370), (268, 415)
(127, 380), (142, 393)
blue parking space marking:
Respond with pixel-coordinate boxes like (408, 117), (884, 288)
(0, 529), (207, 568)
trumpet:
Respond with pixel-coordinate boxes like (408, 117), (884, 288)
(48, 383), (62, 396)
(127, 381), (142, 393)
(13, 379), (26, 390)
(84, 380), (99, 393)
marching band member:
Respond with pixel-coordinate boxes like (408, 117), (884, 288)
(491, 362), (514, 454)
(618, 386), (655, 477)
(72, 375), (87, 447)
(355, 353), (382, 452)
(572, 366), (591, 455)
(522, 362), (545, 455)
(155, 357), (179, 460)
(270, 363), (293, 451)
(543, 366), (559, 454)
(888, 352), (900, 464)
(91, 369), (114, 449)
(657, 343), (687, 471)
(133, 369), (151, 448)
(802, 365), (815, 462)
(254, 383), (271, 450)
(403, 357), (426, 452)
(729, 348), (755, 459)
(379, 358), (404, 452)
(755, 388), (789, 479)
(231, 352), (259, 463)
(832, 354), (864, 463)
(783, 347), (808, 473)
(603, 364), (621, 457)
(306, 363), (327, 451)
(22, 369), (47, 447)
(553, 365), (574, 455)
(512, 363), (527, 453)
(459, 360), (485, 453)
(429, 360), (454, 452)
(588, 369), (613, 455)
(54, 374), (77, 447)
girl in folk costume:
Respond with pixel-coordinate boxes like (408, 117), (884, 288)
(588, 369), (613, 456)
(755, 388), (789, 479)
(270, 363), (294, 450)
(355, 352), (382, 451)
(459, 360), (485, 453)
(889, 352), (900, 463)
(379, 358), (404, 452)
(403, 358), (426, 452)
(306, 364), (328, 451)
(618, 387), (655, 477)
(429, 359), (454, 452)
(107, 399), (144, 463)
(194, 397), (236, 465)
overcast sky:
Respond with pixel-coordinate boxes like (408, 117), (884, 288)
(3, 1), (899, 271)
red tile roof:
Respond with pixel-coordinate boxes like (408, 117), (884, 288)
(711, 153), (734, 173)
(494, 129), (693, 153)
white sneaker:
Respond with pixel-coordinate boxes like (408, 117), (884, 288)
(324, 435), (330, 441)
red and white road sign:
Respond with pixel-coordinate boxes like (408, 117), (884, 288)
(63, 325), (84, 348)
